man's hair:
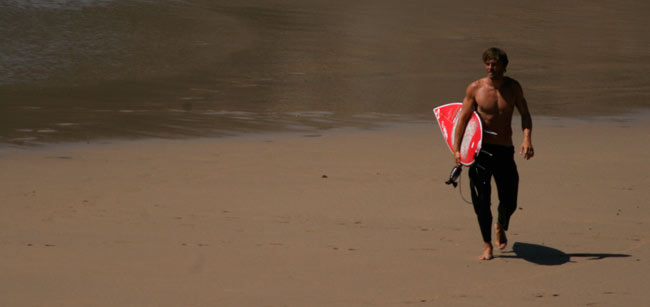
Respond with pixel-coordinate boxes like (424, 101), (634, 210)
(482, 47), (509, 68)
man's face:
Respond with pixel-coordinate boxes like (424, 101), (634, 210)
(484, 59), (505, 79)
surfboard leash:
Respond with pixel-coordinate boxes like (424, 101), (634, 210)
(444, 165), (462, 187)
(445, 165), (473, 204)
(456, 170), (473, 204)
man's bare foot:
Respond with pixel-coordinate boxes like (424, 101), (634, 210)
(479, 243), (493, 260)
(495, 224), (507, 250)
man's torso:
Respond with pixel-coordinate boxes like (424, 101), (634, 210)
(473, 77), (519, 146)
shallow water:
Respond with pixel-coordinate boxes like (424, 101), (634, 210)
(2, 0), (649, 145)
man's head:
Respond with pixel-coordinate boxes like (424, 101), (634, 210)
(482, 47), (508, 79)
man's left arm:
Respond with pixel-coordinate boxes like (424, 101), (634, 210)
(514, 81), (534, 160)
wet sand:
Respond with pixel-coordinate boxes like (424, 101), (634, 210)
(1, 116), (648, 306)
(3, 0), (650, 144)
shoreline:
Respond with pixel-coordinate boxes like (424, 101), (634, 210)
(2, 108), (650, 150)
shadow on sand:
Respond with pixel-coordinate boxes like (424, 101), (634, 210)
(498, 242), (630, 265)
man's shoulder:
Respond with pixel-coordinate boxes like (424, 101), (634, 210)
(467, 78), (485, 91)
(504, 76), (522, 88)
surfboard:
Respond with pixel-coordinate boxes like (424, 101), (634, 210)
(433, 102), (483, 166)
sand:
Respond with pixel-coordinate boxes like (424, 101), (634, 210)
(1, 117), (649, 306)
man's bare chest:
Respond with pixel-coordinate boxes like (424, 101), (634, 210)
(475, 87), (514, 115)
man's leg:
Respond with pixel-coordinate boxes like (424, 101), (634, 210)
(469, 163), (493, 260)
(494, 148), (519, 249)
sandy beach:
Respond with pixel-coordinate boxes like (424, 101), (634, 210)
(1, 116), (648, 306)
(3, 0), (650, 305)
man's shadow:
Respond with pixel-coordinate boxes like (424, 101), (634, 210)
(498, 242), (630, 265)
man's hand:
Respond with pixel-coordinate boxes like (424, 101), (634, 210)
(520, 140), (534, 160)
(454, 151), (462, 165)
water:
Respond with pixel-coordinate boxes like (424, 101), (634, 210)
(2, 0), (650, 145)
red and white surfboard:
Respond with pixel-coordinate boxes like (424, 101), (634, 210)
(433, 102), (483, 166)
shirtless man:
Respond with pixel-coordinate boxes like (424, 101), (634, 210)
(453, 47), (534, 260)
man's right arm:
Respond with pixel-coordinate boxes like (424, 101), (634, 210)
(453, 83), (477, 165)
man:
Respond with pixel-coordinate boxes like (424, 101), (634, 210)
(453, 47), (534, 260)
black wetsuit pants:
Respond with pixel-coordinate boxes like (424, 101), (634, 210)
(469, 144), (519, 244)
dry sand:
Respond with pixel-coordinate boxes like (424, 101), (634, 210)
(1, 116), (649, 306)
